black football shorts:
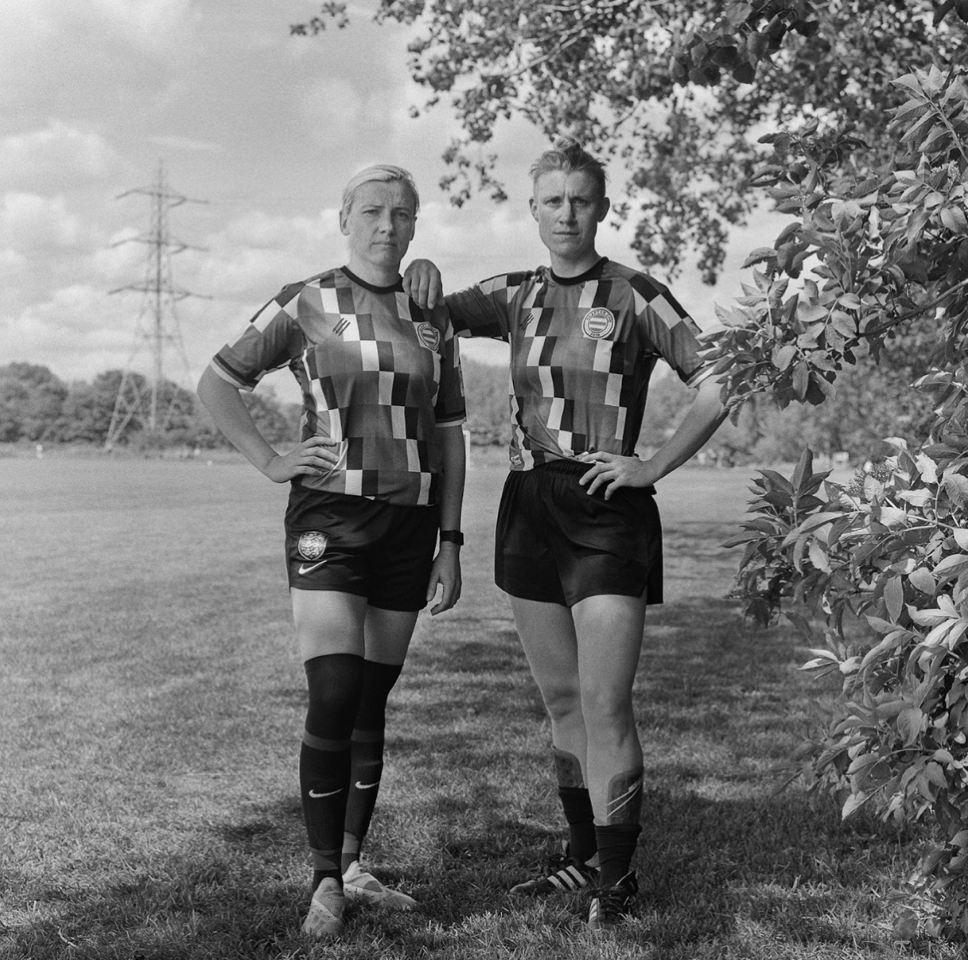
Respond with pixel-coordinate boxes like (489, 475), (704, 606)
(284, 480), (439, 611)
(495, 459), (662, 607)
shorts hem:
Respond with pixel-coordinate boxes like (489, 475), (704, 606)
(498, 581), (659, 608)
(288, 582), (427, 612)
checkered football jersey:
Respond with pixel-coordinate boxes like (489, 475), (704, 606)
(210, 266), (466, 506)
(445, 257), (710, 470)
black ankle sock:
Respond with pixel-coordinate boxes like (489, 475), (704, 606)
(558, 786), (596, 864)
(595, 824), (642, 887)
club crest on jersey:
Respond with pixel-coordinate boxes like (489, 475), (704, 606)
(416, 322), (441, 351)
(297, 531), (328, 561)
(582, 307), (616, 339)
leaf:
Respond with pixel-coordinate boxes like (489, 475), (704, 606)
(885, 574), (905, 622)
(943, 474), (968, 508)
(792, 447), (814, 493)
(925, 761), (947, 789)
(837, 292), (862, 309)
(748, 30), (770, 61)
(878, 506), (908, 528)
(897, 489), (932, 507)
(908, 567), (937, 595)
(941, 204), (968, 235)
(773, 344), (797, 370)
(874, 697), (908, 718)
(932, 554), (968, 575)
(841, 792), (868, 818)
(798, 303), (828, 323)
(954, 529), (968, 550)
(864, 474), (885, 500)
(909, 607), (950, 626)
(916, 453), (939, 485)
(741, 246), (777, 268)
(897, 705), (924, 745)
(804, 647), (839, 662)
(808, 540), (830, 573)
(934, 0), (957, 24)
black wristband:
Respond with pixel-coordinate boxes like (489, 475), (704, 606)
(439, 530), (464, 546)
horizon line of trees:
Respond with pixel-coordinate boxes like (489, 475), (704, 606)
(1, 357), (926, 465)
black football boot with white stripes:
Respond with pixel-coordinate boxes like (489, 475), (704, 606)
(587, 871), (639, 932)
(509, 845), (599, 896)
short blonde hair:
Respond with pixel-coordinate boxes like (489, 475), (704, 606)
(530, 138), (608, 199)
(341, 165), (420, 217)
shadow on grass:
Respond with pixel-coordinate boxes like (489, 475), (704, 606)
(7, 786), (917, 960)
(417, 787), (915, 953)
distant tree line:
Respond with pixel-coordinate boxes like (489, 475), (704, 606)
(0, 356), (923, 463)
(0, 362), (297, 451)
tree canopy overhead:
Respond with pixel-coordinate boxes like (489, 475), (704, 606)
(295, 0), (968, 282)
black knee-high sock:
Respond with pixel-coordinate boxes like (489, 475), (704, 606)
(341, 661), (403, 873)
(596, 767), (644, 887)
(553, 747), (597, 864)
(301, 653), (365, 891)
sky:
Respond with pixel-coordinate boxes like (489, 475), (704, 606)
(2, 0), (770, 404)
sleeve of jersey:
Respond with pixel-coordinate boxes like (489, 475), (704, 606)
(209, 282), (305, 392)
(630, 275), (714, 388)
(434, 306), (467, 427)
(443, 274), (526, 341)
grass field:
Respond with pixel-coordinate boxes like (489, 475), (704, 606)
(0, 451), (959, 959)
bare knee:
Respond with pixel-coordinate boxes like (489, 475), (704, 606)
(580, 688), (635, 740)
(541, 682), (583, 726)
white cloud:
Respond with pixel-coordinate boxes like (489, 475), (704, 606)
(194, 210), (346, 303)
(0, 193), (89, 253)
(3, 284), (132, 379)
(91, 232), (164, 290)
(147, 135), (223, 154)
(85, 0), (194, 52)
(299, 78), (382, 147)
(219, 209), (340, 251)
(0, 122), (120, 193)
(0, 249), (27, 277)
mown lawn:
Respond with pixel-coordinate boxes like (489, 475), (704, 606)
(0, 450), (958, 959)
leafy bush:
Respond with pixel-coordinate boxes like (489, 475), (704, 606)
(710, 64), (968, 936)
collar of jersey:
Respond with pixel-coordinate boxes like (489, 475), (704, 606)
(341, 265), (404, 294)
(549, 257), (608, 286)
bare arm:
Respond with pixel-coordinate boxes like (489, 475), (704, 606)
(426, 423), (466, 614)
(196, 366), (340, 482)
(578, 375), (726, 498)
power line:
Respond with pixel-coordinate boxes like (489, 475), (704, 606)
(105, 160), (209, 450)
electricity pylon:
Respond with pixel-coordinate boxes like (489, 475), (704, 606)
(105, 160), (208, 449)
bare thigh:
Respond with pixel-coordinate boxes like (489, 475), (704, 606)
(291, 590), (419, 666)
(571, 593), (647, 712)
(509, 596), (580, 705)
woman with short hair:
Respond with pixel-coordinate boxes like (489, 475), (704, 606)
(406, 138), (725, 931)
(198, 164), (466, 940)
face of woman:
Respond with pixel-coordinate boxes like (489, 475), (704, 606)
(529, 169), (609, 274)
(340, 180), (417, 282)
